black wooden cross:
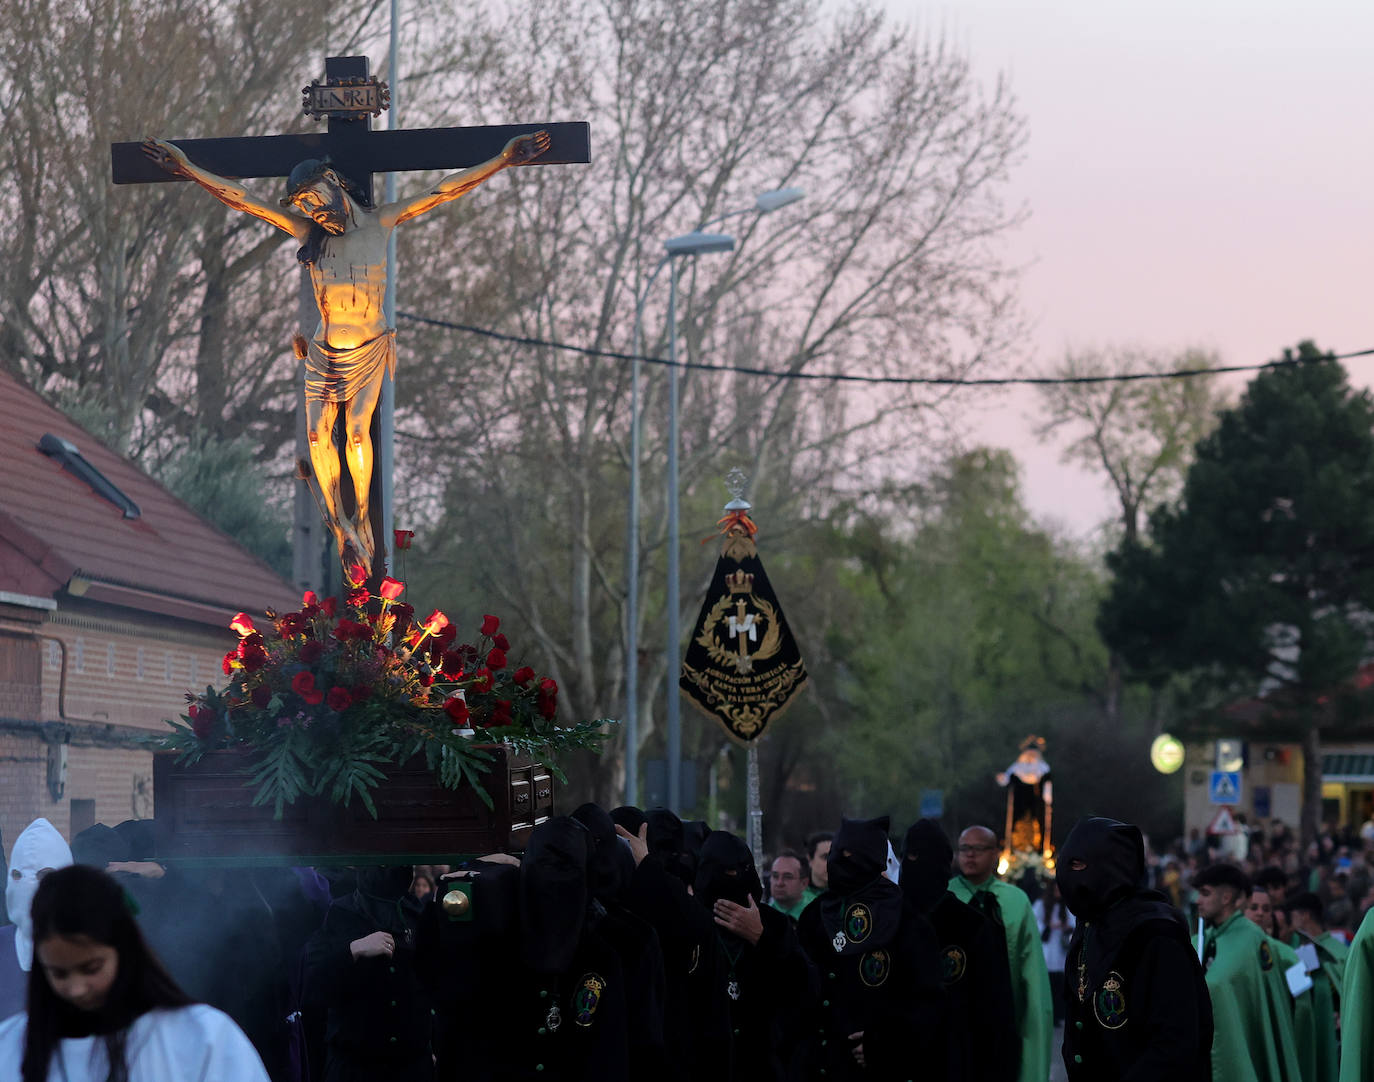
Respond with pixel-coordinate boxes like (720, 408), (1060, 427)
(112, 55), (589, 196)
(111, 55), (589, 587)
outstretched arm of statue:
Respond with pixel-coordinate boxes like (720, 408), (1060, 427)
(385, 130), (551, 227)
(141, 137), (307, 238)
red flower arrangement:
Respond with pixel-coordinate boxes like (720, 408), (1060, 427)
(167, 578), (609, 817)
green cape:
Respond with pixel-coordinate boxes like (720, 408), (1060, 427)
(1340, 910), (1374, 1082)
(1196, 912), (1302, 1082)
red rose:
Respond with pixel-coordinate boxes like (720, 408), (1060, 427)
(488, 699), (514, 727)
(480, 614), (500, 637)
(345, 563), (368, 587)
(538, 693), (557, 720)
(240, 641), (268, 672)
(443, 694), (470, 724)
(299, 640), (324, 664)
(302, 590), (319, 608)
(437, 623), (459, 646)
(423, 609), (449, 634)
(493, 633), (510, 652)
(513, 666), (536, 687)
(250, 685), (272, 708)
(188, 703), (214, 740)
(471, 667), (493, 693)
(333, 619), (372, 642)
(440, 651), (465, 678)
(394, 529), (414, 551)
(321, 596), (338, 618)
(539, 677), (558, 696)
(280, 612), (308, 636)
(222, 651), (237, 675)
(229, 612), (256, 637)
(486, 648), (507, 670)
(292, 671), (324, 705)
(379, 577), (405, 601)
(325, 687), (353, 711)
(347, 587), (370, 607)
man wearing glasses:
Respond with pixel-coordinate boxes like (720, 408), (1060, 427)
(948, 825), (1053, 1082)
(767, 850), (811, 921)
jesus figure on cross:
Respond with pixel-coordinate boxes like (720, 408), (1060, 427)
(142, 130), (550, 567)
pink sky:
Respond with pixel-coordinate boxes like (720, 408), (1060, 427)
(895, 0), (1374, 537)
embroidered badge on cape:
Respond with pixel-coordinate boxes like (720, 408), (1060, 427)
(832, 930), (848, 953)
(1093, 971), (1127, 1030)
(845, 903), (873, 945)
(860, 949), (892, 988)
(941, 945), (968, 985)
(1259, 941), (1274, 971)
(574, 973), (605, 1027)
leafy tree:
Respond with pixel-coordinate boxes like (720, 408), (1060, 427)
(1035, 346), (1229, 722)
(392, 0), (1027, 802)
(792, 449), (1179, 845)
(1100, 343), (1374, 843)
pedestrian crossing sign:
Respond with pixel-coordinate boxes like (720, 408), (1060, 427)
(1209, 770), (1241, 805)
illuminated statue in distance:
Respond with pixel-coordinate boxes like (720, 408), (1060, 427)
(142, 130), (550, 567)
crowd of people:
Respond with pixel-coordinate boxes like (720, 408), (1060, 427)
(0, 807), (1371, 1081)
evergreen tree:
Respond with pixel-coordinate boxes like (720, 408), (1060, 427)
(1100, 342), (1374, 843)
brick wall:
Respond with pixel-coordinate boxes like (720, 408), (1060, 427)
(2, 602), (235, 851)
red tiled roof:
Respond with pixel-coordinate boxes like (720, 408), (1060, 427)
(0, 371), (293, 623)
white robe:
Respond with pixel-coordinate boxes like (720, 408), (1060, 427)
(0, 1003), (270, 1082)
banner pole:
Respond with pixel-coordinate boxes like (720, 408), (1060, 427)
(747, 743), (763, 870)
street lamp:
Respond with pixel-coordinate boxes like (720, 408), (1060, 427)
(625, 187), (804, 811)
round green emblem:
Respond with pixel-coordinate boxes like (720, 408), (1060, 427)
(1259, 942), (1274, 972)
(941, 944), (967, 984)
(844, 903), (872, 944)
(1093, 971), (1127, 1030)
(860, 949), (891, 988)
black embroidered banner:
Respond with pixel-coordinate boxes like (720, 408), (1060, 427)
(680, 531), (807, 744)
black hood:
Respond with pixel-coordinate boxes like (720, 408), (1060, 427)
(693, 831), (763, 909)
(572, 802), (626, 903)
(1055, 817), (1145, 920)
(827, 816), (890, 896)
(71, 824), (129, 869)
(646, 806), (694, 885)
(520, 816), (591, 974)
(610, 805), (646, 835)
(902, 819), (954, 913)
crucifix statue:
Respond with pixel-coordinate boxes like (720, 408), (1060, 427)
(112, 56), (589, 579)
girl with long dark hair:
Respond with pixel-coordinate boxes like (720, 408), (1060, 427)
(0, 864), (269, 1081)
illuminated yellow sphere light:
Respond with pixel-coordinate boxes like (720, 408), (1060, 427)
(1150, 733), (1186, 775)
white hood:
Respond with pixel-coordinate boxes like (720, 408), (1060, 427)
(885, 839), (901, 885)
(6, 818), (73, 971)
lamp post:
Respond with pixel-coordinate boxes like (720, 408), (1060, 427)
(625, 187), (804, 810)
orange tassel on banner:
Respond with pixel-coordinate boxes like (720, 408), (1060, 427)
(702, 509), (759, 544)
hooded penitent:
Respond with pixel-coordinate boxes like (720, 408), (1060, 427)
(821, 816), (904, 956)
(6, 818), (74, 971)
(645, 807), (694, 885)
(1055, 817), (1145, 922)
(693, 831), (763, 911)
(520, 816), (591, 974)
(902, 819), (955, 913)
(572, 802), (628, 904)
(1056, 816), (1185, 993)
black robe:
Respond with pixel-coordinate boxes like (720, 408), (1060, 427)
(797, 885), (946, 1082)
(923, 890), (1016, 1081)
(303, 876), (433, 1081)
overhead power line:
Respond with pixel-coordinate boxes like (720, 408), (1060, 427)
(396, 310), (1374, 388)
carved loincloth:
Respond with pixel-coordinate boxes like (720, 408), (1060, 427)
(303, 330), (396, 403)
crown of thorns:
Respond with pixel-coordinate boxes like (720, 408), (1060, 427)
(280, 157), (367, 208)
